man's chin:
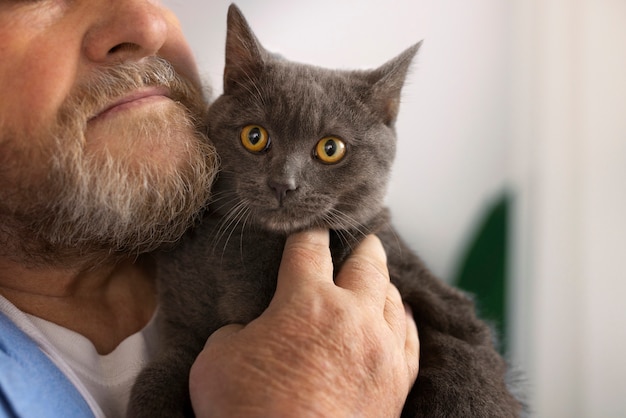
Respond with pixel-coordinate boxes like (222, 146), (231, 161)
(0, 56), (218, 266)
(5, 126), (215, 267)
(16, 159), (213, 267)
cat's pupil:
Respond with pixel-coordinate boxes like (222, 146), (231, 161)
(324, 140), (337, 156)
(249, 128), (262, 145)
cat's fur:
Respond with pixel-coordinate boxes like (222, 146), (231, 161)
(128, 4), (523, 417)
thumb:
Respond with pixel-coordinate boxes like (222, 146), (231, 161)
(273, 229), (333, 300)
(204, 323), (245, 347)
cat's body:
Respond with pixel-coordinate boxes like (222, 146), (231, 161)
(128, 5), (523, 417)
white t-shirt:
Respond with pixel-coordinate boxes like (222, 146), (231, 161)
(0, 295), (158, 418)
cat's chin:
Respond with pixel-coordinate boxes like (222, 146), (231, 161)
(258, 217), (320, 235)
(253, 209), (338, 235)
(252, 202), (377, 236)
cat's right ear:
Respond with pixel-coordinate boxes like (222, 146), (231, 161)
(223, 4), (268, 94)
(367, 42), (422, 127)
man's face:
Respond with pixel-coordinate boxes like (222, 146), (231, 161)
(0, 1), (217, 265)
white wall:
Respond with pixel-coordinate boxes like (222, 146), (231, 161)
(164, 0), (512, 283)
(511, 0), (626, 416)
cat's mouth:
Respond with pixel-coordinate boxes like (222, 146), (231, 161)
(252, 206), (324, 234)
(213, 180), (359, 234)
(249, 201), (358, 235)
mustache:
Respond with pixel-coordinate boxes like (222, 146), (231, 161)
(57, 57), (207, 128)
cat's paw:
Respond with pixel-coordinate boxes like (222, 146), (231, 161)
(127, 353), (194, 418)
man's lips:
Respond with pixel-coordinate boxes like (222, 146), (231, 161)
(89, 87), (171, 122)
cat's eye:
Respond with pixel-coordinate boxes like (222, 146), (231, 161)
(314, 137), (346, 164)
(240, 125), (270, 153)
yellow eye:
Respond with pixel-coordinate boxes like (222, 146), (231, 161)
(240, 125), (270, 153)
(315, 137), (346, 164)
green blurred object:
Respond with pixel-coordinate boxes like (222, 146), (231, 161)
(453, 193), (509, 353)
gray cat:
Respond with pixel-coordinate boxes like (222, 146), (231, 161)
(128, 4), (523, 417)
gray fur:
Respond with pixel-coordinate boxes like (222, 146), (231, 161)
(128, 5), (524, 417)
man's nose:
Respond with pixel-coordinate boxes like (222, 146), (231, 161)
(82, 0), (169, 64)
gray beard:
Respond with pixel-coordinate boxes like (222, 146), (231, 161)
(0, 58), (218, 267)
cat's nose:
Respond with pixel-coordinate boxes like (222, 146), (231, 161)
(268, 180), (296, 205)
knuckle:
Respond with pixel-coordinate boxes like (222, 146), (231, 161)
(344, 254), (389, 283)
(387, 283), (402, 303)
(283, 244), (332, 274)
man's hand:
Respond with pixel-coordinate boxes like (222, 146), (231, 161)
(189, 230), (419, 417)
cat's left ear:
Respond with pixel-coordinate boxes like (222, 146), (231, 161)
(367, 41), (422, 127)
(223, 4), (270, 93)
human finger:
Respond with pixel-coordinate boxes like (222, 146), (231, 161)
(383, 282), (406, 334)
(334, 234), (389, 297)
(202, 323), (245, 347)
(273, 229), (334, 300)
(403, 303), (420, 385)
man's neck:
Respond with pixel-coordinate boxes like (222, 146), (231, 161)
(0, 255), (157, 354)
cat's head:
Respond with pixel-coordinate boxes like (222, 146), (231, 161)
(207, 4), (420, 235)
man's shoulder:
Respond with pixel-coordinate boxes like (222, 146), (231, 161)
(0, 312), (95, 418)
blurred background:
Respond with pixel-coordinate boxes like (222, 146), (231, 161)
(164, 0), (626, 416)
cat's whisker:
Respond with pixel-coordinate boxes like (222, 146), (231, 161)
(219, 204), (251, 263)
(210, 193), (243, 214)
(237, 207), (253, 263)
(214, 200), (247, 239)
(328, 209), (369, 239)
(331, 223), (351, 249)
(208, 173), (245, 206)
(211, 199), (249, 252)
(207, 189), (232, 202)
(208, 193), (238, 208)
(320, 212), (355, 252)
(218, 199), (252, 243)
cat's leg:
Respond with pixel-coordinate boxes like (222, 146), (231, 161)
(376, 227), (523, 417)
(400, 323), (521, 417)
(402, 290), (523, 417)
(126, 333), (204, 418)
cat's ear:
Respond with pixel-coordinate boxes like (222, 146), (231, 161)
(367, 42), (422, 127)
(223, 4), (269, 93)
